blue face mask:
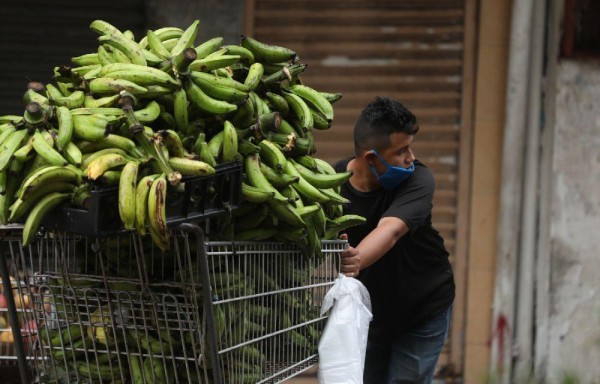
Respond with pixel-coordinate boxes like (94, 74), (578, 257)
(368, 150), (415, 190)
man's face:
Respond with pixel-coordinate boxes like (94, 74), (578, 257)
(368, 132), (415, 174)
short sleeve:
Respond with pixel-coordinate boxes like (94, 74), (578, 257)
(381, 164), (435, 233)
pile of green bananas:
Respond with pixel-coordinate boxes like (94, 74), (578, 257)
(38, 321), (200, 383)
(34, 230), (335, 383)
(0, 19), (365, 254)
(211, 269), (325, 382)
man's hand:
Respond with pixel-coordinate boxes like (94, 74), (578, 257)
(339, 233), (360, 278)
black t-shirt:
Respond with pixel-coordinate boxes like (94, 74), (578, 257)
(335, 158), (455, 337)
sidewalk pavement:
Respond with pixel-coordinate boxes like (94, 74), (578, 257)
(284, 365), (318, 383)
(0, 364), (321, 384)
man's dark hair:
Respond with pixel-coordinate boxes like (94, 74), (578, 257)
(353, 97), (419, 155)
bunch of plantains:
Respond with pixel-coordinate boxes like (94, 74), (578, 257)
(31, 232), (341, 383)
(0, 19), (365, 254)
(37, 313), (204, 383)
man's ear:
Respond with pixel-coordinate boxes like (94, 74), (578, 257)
(363, 150), (376, 164)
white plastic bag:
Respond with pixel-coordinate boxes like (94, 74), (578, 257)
(318, 274), (373, 384)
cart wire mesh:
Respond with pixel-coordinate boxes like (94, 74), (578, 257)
(0, 226), (39, 384)
(204, 240), (343, 383)
(2, 224), (344, 384)
(0, 226), (36, 370)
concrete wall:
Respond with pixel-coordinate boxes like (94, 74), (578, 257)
(463, 0), (511, 381)
(544, 60), (600, 382)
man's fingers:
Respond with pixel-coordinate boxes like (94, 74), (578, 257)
(341, 248), (358, 258)
(339, 241), (359, 277)
(340, 256), (357, 265)
(342, 267), (359, 278)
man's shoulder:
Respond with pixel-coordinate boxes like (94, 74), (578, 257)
(414, 159), (429, 172)
(334, 157), (352, 173)
(408, 160), (435, 186)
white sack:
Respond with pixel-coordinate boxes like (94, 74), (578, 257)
(318, 274), (372, 384)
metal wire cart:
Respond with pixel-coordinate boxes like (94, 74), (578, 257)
(1, 223), (344, 384)
(0, 225), (37, 383)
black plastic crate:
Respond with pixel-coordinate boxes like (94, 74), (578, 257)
(41, 162), (242, 237)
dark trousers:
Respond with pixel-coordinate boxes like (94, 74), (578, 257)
(363, 304), (453, 384)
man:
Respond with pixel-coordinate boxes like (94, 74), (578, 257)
(336, 97), (455, 383)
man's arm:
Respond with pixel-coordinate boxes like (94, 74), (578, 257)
(355, 217), (409, 269)
(340, 216), (409, 276)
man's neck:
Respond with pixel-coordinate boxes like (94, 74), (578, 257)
(347, 158), (380, 192)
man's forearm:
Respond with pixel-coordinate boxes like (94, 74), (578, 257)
(356, 218), (409, 269)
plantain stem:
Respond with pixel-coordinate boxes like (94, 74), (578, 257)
(172, 47), (197, 76)
(120, 95), (182, 185)
(26, 81), (46, 93)
(257, 112), (282, 136)
(262, 63), (307, 85)
(23, 102), (48, 125)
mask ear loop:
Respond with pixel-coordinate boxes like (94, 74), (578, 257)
(368, 150), (389, 178)
(368, 164), (381, 178)
(371, 149), (416, 172)
(369, 150), (393, 167)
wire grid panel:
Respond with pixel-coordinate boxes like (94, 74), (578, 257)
(6, 231), (212, 384)
(0, 282), (36, 367)
(0, 228), (37, 368)
(204, 240), (344, 384)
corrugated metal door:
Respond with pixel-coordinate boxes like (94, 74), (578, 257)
(0, 1), (145, 115)
(246, 0), (476, 377)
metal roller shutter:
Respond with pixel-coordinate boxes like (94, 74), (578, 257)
(247, 0), (476, 377)
(0, 1), (145, 115)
